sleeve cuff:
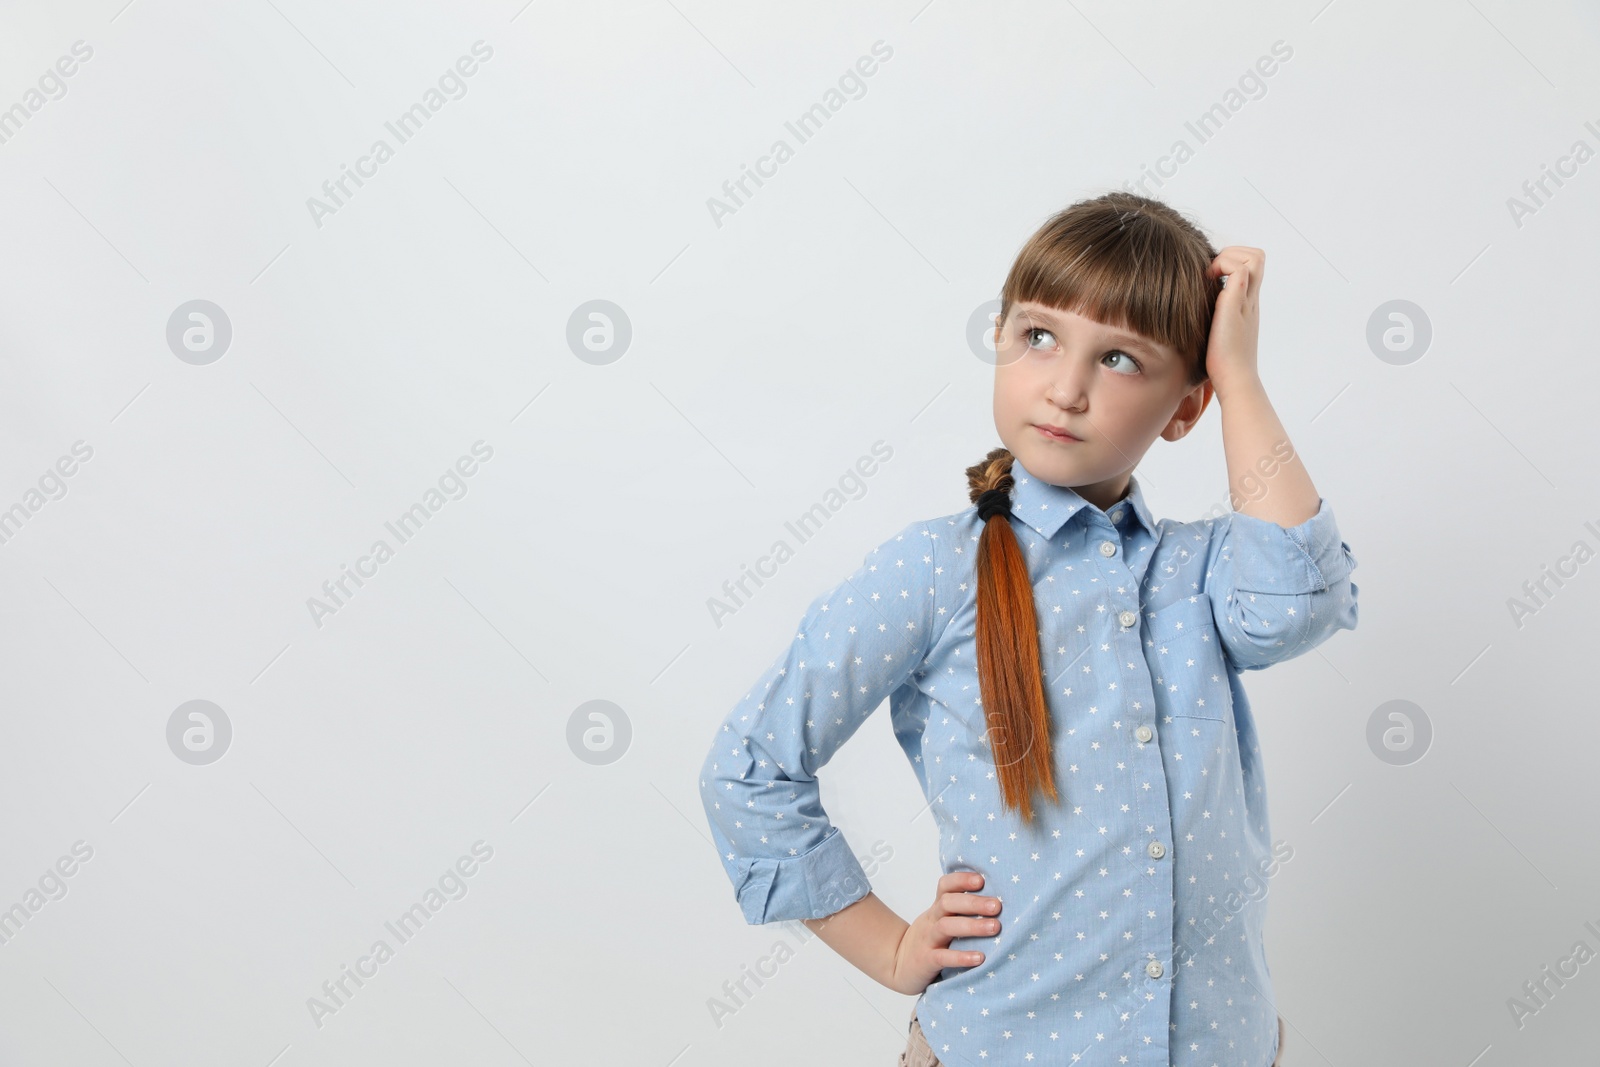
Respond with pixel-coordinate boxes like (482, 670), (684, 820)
(734, 828), (871, 924)
(1225, 498), (1353, 595)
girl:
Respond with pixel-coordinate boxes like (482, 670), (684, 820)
(699, 191), (1358, 1067)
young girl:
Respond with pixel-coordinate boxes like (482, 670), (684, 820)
(698, 192), (1358, 1067)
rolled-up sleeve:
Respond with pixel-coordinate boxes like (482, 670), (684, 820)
(1206, 498), (1359, 672)
(698, 519), (937, 924)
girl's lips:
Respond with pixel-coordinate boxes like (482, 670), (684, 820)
(1035, 424), (1081, 443)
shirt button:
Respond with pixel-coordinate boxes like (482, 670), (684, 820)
(1146, 960), (1164, 978)
(1099, 540), (1117, 557)
(1135, 724), (1153, 743)
(1148, 840), (1165, 858)
(1118, 610), (1138, 628)
(1110, 508), (1124, 522)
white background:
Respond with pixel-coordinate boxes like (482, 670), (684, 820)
(1, 1), (1598, 1064)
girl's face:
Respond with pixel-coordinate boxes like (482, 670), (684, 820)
(992, 301), (1213, 511)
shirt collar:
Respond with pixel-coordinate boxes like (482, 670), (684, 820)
(1005, 456), (1159, 542)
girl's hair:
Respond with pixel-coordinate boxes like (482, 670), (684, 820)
(966, 191), (1222, 823)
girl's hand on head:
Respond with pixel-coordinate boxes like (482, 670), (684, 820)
(1204, 245), (1265, 401)
(887, 871), (1002, 996)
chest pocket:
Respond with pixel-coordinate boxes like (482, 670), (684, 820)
(1143, 595), (1230, 722)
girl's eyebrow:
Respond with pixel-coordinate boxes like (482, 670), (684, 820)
(1016, 306), (1168, 359)
(1108, 333), (1167, 359)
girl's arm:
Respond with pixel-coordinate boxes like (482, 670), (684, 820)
(698, 519), (937, 926)
(699, 519), (1004, 994)
(801, 892), (908, 988)
(1204, 246), (1321, 528)
(1219, 381), (1321, 527)
(1200, 246), (1359, 670)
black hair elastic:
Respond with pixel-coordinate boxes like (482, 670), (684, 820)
(976, 488), (1013, 523)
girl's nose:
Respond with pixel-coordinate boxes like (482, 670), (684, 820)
(1049, 366), (1090, 410)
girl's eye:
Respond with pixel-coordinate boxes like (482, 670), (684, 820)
(1019, 324), (1142, 373)
(1103, 351), (1142, 374)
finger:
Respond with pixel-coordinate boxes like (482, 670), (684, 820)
(1230, 265), (1256, 302)
(1207, 247), (1262, 280)
(1206, 248), (1248, 277)
(930, 947), (986, 969)
(1215, 261), (1259, 305)
(939, 891), (1002, 916)
(1211, 245), (1264, 264)
(938, 871), (986, 897)
(1232, 259), (1261, 303)
(938, 914), (1001, 940)
(1216, 260), (1254, 289)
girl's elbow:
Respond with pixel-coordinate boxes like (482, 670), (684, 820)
(1331, 577), (1359, 632)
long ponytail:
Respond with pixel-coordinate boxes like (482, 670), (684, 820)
(967, 191), (1220, 821)
(965, 446), (1057, 824)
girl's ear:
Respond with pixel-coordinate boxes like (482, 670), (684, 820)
(1161, 379), (1214, 441)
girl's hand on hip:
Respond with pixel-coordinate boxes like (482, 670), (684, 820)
(888, 871), (1002, 995)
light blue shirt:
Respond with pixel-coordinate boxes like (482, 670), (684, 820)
(699, 457), (1358, 1067)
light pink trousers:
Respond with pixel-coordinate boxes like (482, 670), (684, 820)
(898, 1008), (1287, 1066)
